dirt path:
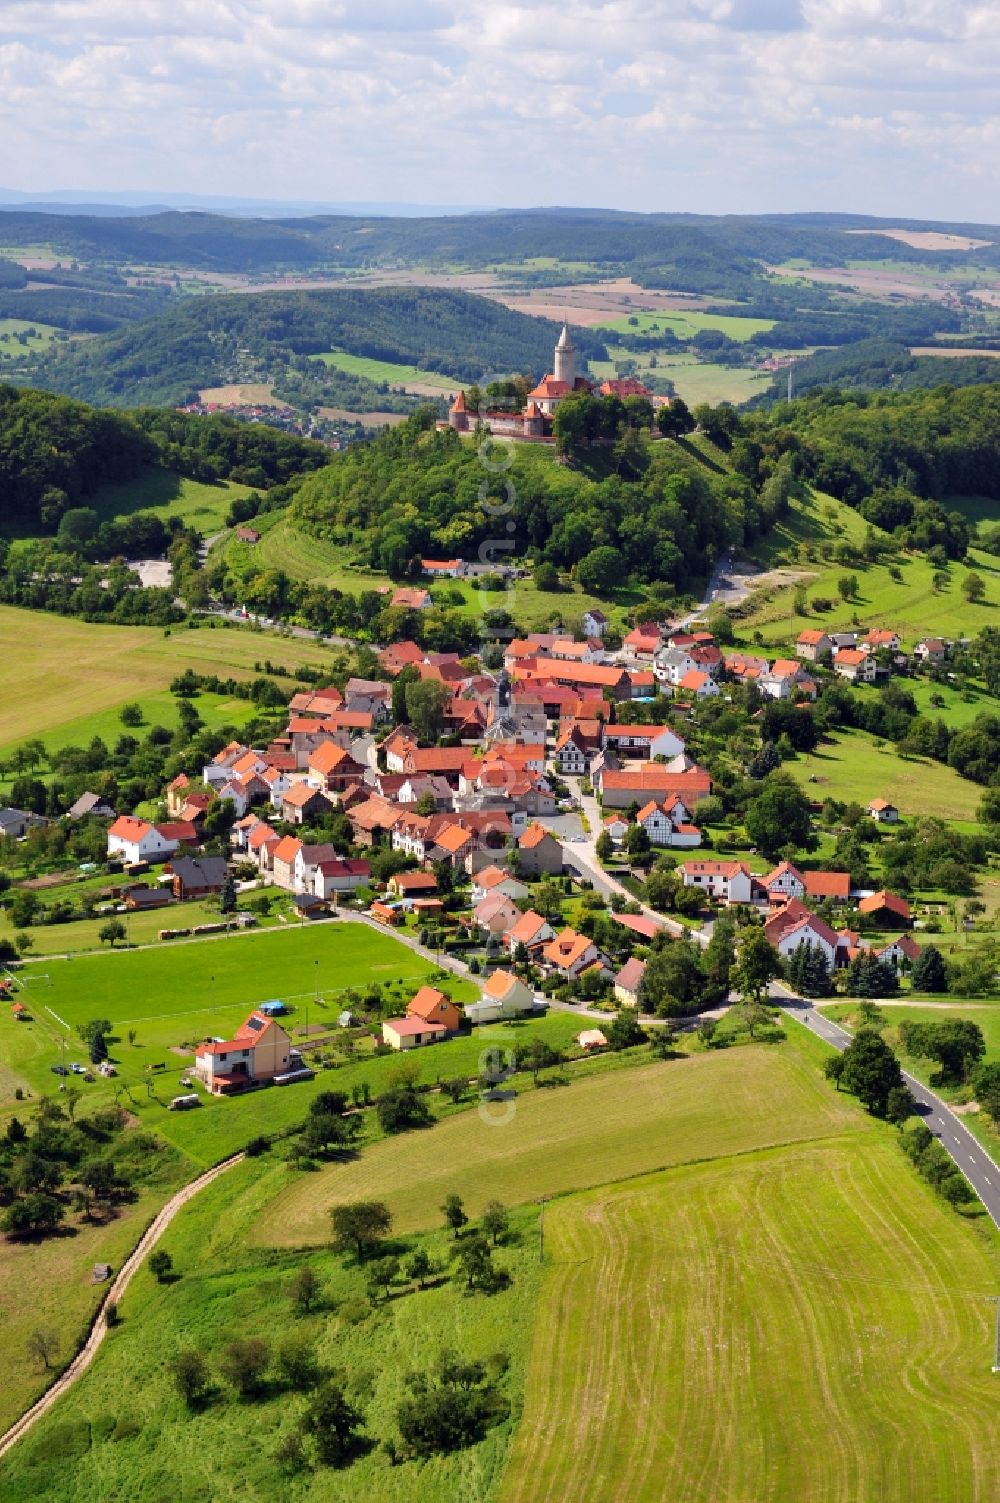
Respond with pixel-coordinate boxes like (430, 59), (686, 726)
(0, 1152), (244, 1463)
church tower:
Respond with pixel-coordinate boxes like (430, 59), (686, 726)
(553, 323), (576, 386)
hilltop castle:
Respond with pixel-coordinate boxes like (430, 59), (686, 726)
(447, 323), (662, 442)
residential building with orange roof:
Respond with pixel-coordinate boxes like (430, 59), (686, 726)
(506, 909), (556, 955)
(391, 586), (432, 610)
(541, 927), (607, 978)
(406, 985), (462, 1033)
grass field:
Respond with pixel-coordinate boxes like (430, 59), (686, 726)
(0, 318), (62, 357)
(312, 350), (461, 392)
(254, 1042), (867, 1245)
(226, 511), (641, 631)
(739, 546), (1000, 645)
(88, 467), (250, 535)
(784, 728), (982, 820)
(589, 350), (774, 407)
(0, 1156), (545, 1503)
(595, 310), (775, 341)
(502, 1136), (1000, 1503)
(0, 606), (336, 759)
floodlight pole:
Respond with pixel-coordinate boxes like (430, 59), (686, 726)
(539, 1195), (549, 1263)
(992, 1297), (1000, 1374)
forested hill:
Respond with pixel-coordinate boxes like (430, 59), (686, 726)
(0, 385), (329, 531)
(24, 288), (609, 409)
(290, 409), (790, 593)
(758, 339), (1000, 402)
(1, 205), (1000, 290)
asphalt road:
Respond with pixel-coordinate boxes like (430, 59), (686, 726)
(779, 991), (1000, 1231)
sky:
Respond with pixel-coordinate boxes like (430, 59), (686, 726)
(1, 0), (1000, 219)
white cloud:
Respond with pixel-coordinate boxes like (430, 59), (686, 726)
(0, 0), (998, 214)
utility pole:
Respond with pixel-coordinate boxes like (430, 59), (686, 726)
(991, 1297), (1000, 1373)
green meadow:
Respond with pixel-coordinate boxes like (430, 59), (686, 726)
(312, 350), (461, 390)
(595, 310), (775, 341)
(784, 727), (982, 821)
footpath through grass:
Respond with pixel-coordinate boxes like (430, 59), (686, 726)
(254, 1041), (867, 1245)
(502, 1136), (1000, 1503)
(0, 1155), (545, 1503)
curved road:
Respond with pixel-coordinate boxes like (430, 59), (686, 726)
(0, 1152), (244, 1464)
(780, 993), (1000, 1231)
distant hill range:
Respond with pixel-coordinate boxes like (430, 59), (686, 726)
(0, 205), (997, 290)
(24, 287), (610, 409)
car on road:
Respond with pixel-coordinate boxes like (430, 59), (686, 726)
(50, 1064), (68, 1076)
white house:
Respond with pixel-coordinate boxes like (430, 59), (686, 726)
(678, 859), (754, 904)
(471, 866), (529, 903)
(867, 798), (899, 824)
(107, 816), (177, 865)
(582, 609), (608, 638)
(465, 969), (541, 1024)
(313, 858), (371, 900)
(833, 649), (878, 684)
(770, 915), (838, 968)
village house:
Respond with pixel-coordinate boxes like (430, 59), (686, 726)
(764, 906), (839, 967)
(675, 669), (719, 700)
(506, 909), (555, 957)
(382, 1016), (447, 1050)
(407, 985), (462, 1033)
(420, 558), (466, 579)
(541, 927), (608, 979)
(636, 799), (701, 849)
(622, 626), (663, 660)
(391, 586), (432, 610)
(516, 822), (564, 877)
(581, 608), (608, 638)
(863, 629), (902, 655)
(271, 834), (303, 891)
(867, 798), (899, 824)
(914, 638), (947, 664)
(281, 782), (332, 826)
(601, 724), (685, 760)
(678, 859), (755, 905)
(195, 1008), (298, 1095)
(465, 968), (539, 1024)
(596, 765), (712, 811)
(833, 648), (879, 684)
(473, 892), (521, 937)
(307, 740), (365, 793)
(107, 816), (192, 865)
(471, 866), (529, 903)
(555, 726), (589, 775)
(67, 790), (117, 822)
(313, 858), (371, 900)
(388, 870), (438, 899)
(614, 957), (646, 1007)
(795, 629), (833, 662)
(601, 812), (630, 845)
(166, 855), (229, 901)
(858, 890), (911, 927)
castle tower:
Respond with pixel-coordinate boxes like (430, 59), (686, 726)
(553, 323), (576, 386)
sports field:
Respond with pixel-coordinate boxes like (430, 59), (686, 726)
(785, 727), (981, 821)
(502, 1138), (1000, 1503)
(0, 605), (336, 758)
(254, 1043), (867, 1244)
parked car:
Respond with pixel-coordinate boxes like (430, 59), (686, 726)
(50, 1064), (68, 1076)
(70, 1062), (87, 1074)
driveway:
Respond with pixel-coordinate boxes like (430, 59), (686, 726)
(560, 777), (707, 947)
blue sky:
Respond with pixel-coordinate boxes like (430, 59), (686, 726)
(1, 1), (998, 219)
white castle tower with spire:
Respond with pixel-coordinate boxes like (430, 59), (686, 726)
(553, 323), (576, 386)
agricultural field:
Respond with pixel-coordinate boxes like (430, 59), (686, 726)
(784, 727), (982, 821)
(738, 547), (1000, 645)
(589, 350), (774, 407)
(594, 310), (775, 341)
(254, 1042), (866, 1244)
(0, 606), (336, 760)
(311, 350), (461, 394)
(502, 1135), (1000, 1503)
(0, 1156), (546, 1503)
